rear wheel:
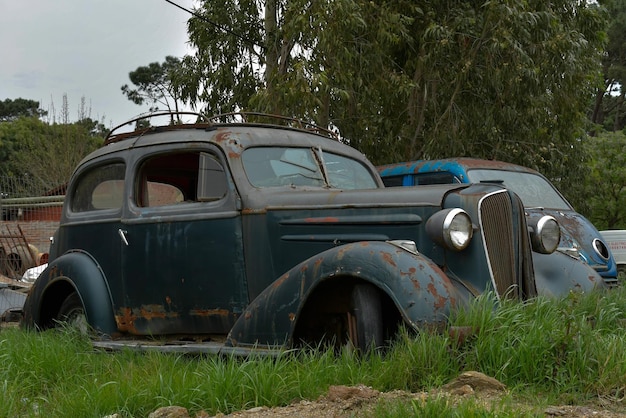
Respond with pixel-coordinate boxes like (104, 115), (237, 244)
(349, 283), (383, 352)
(56, 292), (90, 334)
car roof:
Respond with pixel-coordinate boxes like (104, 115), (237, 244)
(378, 158), (540, 176)
(77, 114), (372, 174)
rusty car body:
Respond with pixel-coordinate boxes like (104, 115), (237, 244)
(378, 158), (617, 290)
(21, 114), (604, 354)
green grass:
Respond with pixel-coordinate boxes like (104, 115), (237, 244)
(3, 287), (626, 417)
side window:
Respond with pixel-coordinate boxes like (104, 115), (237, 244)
(413, 172), (460, 185)
(136, 151), (227, 208)
(70, 163), (125, 212)
(381, 175), (407, 187)
(324, 152), (379, 190)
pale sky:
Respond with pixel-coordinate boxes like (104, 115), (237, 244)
(1, 0), (196, 130)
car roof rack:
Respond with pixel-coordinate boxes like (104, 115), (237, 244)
(104, 111), (338, 146)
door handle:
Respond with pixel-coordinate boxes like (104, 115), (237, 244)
(118, 229), (129, 246)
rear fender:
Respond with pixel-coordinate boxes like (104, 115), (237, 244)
(226, 241), (472, 348)
(533, 251), (605, 297)
(21, 250), (118, 336)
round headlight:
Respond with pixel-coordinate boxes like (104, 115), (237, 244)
(426, 208), (474, 251)
(592, 238), (610, 260)
(531, 215), (560, 254)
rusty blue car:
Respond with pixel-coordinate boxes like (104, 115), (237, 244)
(378, 158), (618, 289)
(21, 115), (605, 354)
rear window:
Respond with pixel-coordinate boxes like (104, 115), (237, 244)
(70, 163), (125, 212)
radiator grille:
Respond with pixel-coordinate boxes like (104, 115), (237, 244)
(479, 191), (518, 298)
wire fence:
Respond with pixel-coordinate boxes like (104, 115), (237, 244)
(0, 175), (65, 279)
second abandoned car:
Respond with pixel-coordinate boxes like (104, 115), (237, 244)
(377, 158), (618, 288)
(21, 113), (605, 354)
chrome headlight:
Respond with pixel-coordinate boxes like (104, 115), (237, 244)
(592, 238), (610, 261)
(426, 208), (474, 251)
(530, 215), (560, 254)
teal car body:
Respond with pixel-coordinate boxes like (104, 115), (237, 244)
(21, 116), (605, 354)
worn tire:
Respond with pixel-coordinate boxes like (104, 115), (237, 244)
(351, 283), (383, 351)
(56, 292), (90, 334)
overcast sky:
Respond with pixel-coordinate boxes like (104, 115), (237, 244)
(1, 0), (196, 129)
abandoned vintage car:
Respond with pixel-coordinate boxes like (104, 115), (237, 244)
(21, 114), (604, 354)
(378, 158), (618, 289)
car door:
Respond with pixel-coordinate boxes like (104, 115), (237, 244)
(119, 147), (246, 336)
(60, 161), (126, 301)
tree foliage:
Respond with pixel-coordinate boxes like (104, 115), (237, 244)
(181, 0), (606, 190)
(0, 98), (47, 122)
(121, 56), (187, 122)
(591, 0), (626, 132)
(0, 117), (103, 190)
(584, 131), (626, 230)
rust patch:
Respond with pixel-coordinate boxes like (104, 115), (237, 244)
(336, 247), (348, 260)
(272, 272), (289, 288)
(304, 216), (339, 223)
(288, 312), (296, 322)
(214, 131), (231, 143)
(115, 307), (134, 332)
(242, 207), (267, 215)
(380, 251), (396, 267)
(314, 257), (324, 268)
(427, 282), (447, 310)
(139, 304), (178, 320)
(189, 308), (230, 317)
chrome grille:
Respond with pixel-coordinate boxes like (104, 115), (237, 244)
(479, 191), (518, 298)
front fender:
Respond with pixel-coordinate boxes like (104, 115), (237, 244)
(21, 250), (118, 336)
(226, 241), (472, 348)
(533, 251), (606, 298)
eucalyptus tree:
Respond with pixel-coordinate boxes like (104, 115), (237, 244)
(591, 0), (626, 132)
(180, 0), (606, 185)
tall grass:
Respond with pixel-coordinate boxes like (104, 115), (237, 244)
(2, 287), (626, 417)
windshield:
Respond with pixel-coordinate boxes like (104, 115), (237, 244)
(467, 169), (571, 210)
(242, 147), (379, 190)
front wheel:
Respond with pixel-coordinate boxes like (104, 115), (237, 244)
(56, 292), (90, 334)
(349, 284), (383, 352)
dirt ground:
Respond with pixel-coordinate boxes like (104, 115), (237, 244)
(140, 371), (626, 418)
